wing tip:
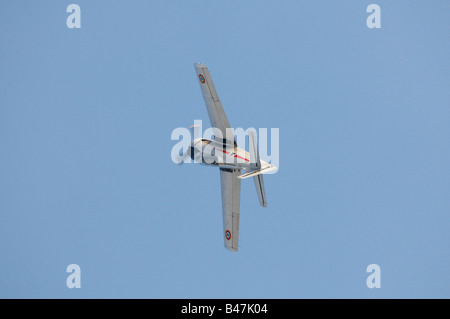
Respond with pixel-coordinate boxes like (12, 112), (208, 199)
(225, 245), (238, 252)
(194, 62), (208, 69)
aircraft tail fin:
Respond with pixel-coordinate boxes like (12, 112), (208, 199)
(238, 130), (270, 207)
(248, 130), (261, 170)
(238, 130), (277, 179)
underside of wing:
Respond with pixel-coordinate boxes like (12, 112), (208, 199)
(194, 63), (236, 147)
(219, 168), (241, 252)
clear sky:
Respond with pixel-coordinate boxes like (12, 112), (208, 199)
(0, 1), (449, 298)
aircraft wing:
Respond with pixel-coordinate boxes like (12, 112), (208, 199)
(219, 168), (241, 252)
(194, 63), (235, 146)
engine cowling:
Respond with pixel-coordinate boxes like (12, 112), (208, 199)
(189, 139), (217, 165)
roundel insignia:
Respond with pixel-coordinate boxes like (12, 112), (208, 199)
(199, 74), (205, 84)
(225, 230), (231, 241)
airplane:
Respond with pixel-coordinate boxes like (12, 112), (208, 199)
(181, 63), (277, 252)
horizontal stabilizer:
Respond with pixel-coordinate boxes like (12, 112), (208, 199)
(254, 174), (267, 207)
(237, 165), (277, 179)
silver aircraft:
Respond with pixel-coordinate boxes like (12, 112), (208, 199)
(182, 63), (277, 252)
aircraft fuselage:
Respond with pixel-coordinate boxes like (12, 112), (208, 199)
(189, 138), (266, 170)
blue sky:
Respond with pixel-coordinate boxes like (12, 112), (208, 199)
(0, 1), (449, 298)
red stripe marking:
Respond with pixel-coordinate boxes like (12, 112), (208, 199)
(234, 154), (249, 162)
(216, 149), (249, 162)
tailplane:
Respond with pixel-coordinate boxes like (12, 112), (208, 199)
(237, 165), (277, 179)
(236, 130), (275, 207)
